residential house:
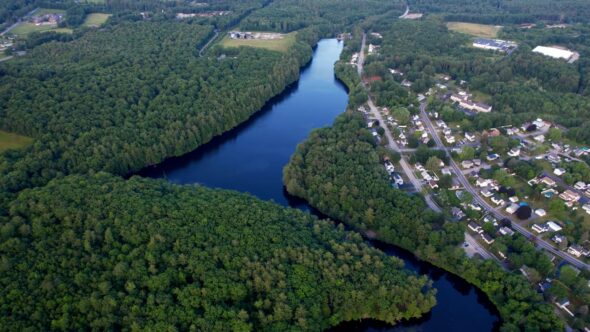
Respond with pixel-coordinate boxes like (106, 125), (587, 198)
(451, 207), (466, 220)
(552, 234), (566, 244)
(476, 178), (491, 187)
(535, 209), (547, 217)
(506, 203), (519, 214)
(462, 160), (474, 169)
(465, 132), (476, 142)
(468, 222), (483, 233)
(574, 181), (587, 190)
(546, 221), (563, 232)
(481, 189), (494, 197)
(540, 177), (556, 187)
(481, 233), (495, 244)
(559, 190), (580, 202)
(499, 227), (515, 236)
(568, 245), (584, 257)
(554, 168), (566, 176)
(491, 196), (505, 206)
(534, 135), (545, 143)
(547, 154), (561, 164)
(532, 224), (549, 233)
(507, 148), (521, 157)
(487, 153), (499, 161)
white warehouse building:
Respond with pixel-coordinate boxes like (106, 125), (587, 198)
(532, 46), (576, 61)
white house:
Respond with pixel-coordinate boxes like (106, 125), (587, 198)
(462, 160), (474, 169)
(507, 148), (521, 157)
(546, 221), (563, 232)
(506, 203), (519, 214)
(535, 209), (547, 217)
(554, 168), (566, 176)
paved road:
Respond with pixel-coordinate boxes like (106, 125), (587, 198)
(198, 30), (219, 57)
(1, 7), (38, 36)
(419, 103), (590, 270)
(359, 34), (441, 213)
(465, 232), (494, 260)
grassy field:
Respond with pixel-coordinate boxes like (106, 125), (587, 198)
(447, 22), (502, 38)
(83, 13), (111, 27)
(220, 32), (296, 53)
(8, 23), (72, 37)
(0, 130), (32, 153)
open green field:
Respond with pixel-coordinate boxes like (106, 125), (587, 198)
(447, 22), (502, 38)
(0, 130), (33, 153)
(83, 13), (111, 27)
(220, 32), (296, 53)
(8, 23), (72, 37)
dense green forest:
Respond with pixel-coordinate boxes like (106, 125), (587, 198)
(408, 0), (590, 24)
(0, 20), (314, 205)
(240, 0), (405, 34)
(0, 173), (436, 330)
(0, 0), (36, 29)
(283, 112), (563, 331)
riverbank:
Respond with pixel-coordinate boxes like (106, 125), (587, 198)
(280, 45), (562, 329)
(143, 38), (502, 331)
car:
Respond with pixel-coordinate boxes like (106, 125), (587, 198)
(463, 242), (469, 247)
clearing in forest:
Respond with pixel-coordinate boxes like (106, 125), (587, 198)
(220, 32), (296, 53)
(0, 130), (33, 153)
(447, 22), (502, 38)
(83, 13), (111, 27)
(8, 8), (71, 37)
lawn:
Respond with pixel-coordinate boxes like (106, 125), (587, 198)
(83, 13), (111, 27)
(447, 22), (502, 38)
(8, 22), (72, 37)
(220, 32), (296, 53)
(0, 130), (32, 153)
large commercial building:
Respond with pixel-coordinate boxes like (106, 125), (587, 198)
(532, 46), (578, 62)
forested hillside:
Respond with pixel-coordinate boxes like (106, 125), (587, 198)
(0, 173), (436, 330)
(0, 20), (313, 203)
(284, 112), (563, 331)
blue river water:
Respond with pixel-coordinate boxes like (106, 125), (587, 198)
(138, 39), (500, 331)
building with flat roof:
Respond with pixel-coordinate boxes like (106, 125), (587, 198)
(473, 38), (517, 53)
(532, 46), (578, 62)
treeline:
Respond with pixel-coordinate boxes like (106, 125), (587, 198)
(0, 0), (37, 30)
(0, 20), (314, 207)
(0, 173), (436, 330)
(283, 112), (563, 331)
(408, 0), (590, 24)
(240, 0), (405, 34)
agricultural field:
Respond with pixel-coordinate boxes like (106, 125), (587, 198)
(83, 13), (111, 27)
(0, 130), (32, 153)
(220, 32), (296, 53)
(447, 22), (502, 38)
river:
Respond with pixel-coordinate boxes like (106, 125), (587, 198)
(138, 39), (501, 331)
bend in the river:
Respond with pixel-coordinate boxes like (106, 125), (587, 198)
(138, 39), (501, 331)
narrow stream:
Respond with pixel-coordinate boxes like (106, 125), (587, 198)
(138, 39), (500, 331)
